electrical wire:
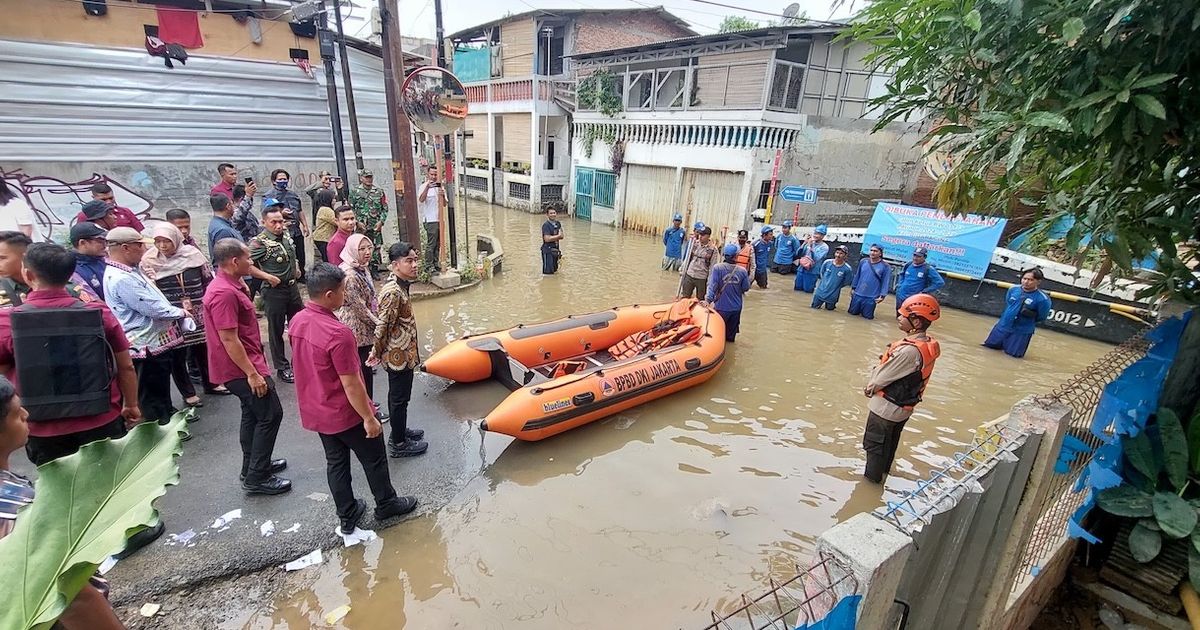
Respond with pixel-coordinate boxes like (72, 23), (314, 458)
(683, 0), (850, 27)
(55, 0), (296, 19)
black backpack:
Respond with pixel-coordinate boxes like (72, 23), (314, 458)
(11, 302), (116, 422)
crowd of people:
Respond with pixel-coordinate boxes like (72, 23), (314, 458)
(660, 214), (1053, 482)
(0, 163), (449, 609)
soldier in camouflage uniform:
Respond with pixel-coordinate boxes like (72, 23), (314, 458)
(250, 202), (303, 383)
(349, 168), (388, 277)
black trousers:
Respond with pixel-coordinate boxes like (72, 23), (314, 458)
(225, 376), (285, 484)
(134, 352), (176, 423)
(261, 284), (303, 371)
(26, 416), (126, 466)
(315, 240), (329, 263)
(387, 367), (414, 445)
(357, 346), (375, 401)
(862, 411), (908, 483)
(248, 277), (263, 303)
(289, 226), (307, 280)
(171, 344), (212, 399)
(423, 221), (440, 271)
(319, 423), (399, 519)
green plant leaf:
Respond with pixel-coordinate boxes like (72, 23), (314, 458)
(1192, 528), (1200, 555)
(1154, 491), (1198, 539)
(1132, 94), (1167, 120)
(0, 414), (186, 630)
(964, 9), (983, 32)
(1190, 407), (1200, 475)
(1062, 17), (1085, 45)
(1097, 484), (1154, 517)
(1067, 90), (1115, 110)
(1130, 73), (1176, 89)
(1140, 517), (1162, 531)
(1125, 430), (1161, 481)
(1159, 408), (1188, 491)
(1129, 522), (1163, 562)
(1025, 111), (1072, 131)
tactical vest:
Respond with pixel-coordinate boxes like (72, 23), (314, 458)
(876, 336), (940, 410)
(11, 301), (115, 421)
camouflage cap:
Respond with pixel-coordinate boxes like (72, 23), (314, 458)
(358, 168), (374, 178)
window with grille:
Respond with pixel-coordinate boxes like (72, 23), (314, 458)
(757, 180), (772, 209)
(509, 182), (531, 200)
(464, 175), (488, 192)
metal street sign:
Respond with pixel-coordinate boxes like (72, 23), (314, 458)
(780, 185), (818, 204)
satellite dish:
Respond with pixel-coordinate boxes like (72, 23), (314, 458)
(782, 3), (801, 18)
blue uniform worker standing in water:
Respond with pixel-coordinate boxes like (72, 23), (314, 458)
(848, 244), (892, 320)
(661, 214), (686, 272)
(893, 247), (945, 313)
(771, 221), (802, 274)
(794, 224), (830, 293)
(983, 268), (1052, 358)
(751, 226), (774, 288)
(705, 244), (751, 342)
(812, 245), (854, 310)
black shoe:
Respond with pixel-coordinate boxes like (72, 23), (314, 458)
(340, 498), (367, 535)
(404, 427), (425, 441)
(114, 521), (165, 559)
(375, 409), (390, 421)
(239, 459), (288, 481)
(242, 475), (292, 496)
(277, 369), (294, 384)
(374, 495), (418, 521)
(387, 439), (428, 458)
(204, 386), (233, 396)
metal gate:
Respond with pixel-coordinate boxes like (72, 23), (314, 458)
(621, 164), (676, 234)
(574, 166), (594, 220)
(682, 168), (745, 242)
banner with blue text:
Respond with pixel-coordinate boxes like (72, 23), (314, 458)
(862, 202), (1007, 278)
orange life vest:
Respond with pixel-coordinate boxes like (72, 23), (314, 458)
(608, 322), (702, 361)
(875, 335), (940, 410)
(735, 244), (753, 273)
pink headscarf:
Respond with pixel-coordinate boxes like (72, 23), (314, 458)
(141, 222), (210, 280)
(339, 233), (372, 273)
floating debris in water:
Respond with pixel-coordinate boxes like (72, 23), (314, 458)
(284, 549), (323, 571)
(691, 497), (730, 520)
(210, 509), (242, 530)
(325, 605), (351, 624)
(139, 603), (161, 617)
(758, 406), (774, 412)
(711, 397), (736, 405)
(613, 416), (636, 430)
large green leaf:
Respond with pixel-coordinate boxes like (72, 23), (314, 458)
(1159, 408), (1188, 491)
(964, 9), (983, 32)
(0, 415), (186, 630)
(1097, 484), (1155, 517)
(1188, 407), (1200, 476)
(1129, 522), (1163, 562)
(1191, 546), (1200, 595)
(1061, 17), (1086, 45)
(1132, 94), (1167, 120)
(1154, 491), (1198, 539)
(1124, 430), (1161, 481)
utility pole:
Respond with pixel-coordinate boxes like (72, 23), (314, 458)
(434, 0), (458, 268)
(318, 2), (349, 184)
(379, 0), (420, 244)
(333, 0), (364, 171)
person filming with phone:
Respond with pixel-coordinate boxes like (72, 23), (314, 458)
(416, 166), (447, 274)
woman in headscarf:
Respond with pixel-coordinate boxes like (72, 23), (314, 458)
(141, 221), (229, 406)
(336, 233), (386, 419)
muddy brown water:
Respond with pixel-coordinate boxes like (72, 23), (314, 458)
(239, 205), (1109, 629)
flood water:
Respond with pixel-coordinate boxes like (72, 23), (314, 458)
(246, 204), (1109, 629)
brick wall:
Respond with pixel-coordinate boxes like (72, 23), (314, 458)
(573, 12), (693, 55)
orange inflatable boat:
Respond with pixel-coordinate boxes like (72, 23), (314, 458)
(421, 299), (726, 441)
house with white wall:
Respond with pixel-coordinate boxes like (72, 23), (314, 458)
(569, 25), (924, 236)
(447, 7), (695, 212)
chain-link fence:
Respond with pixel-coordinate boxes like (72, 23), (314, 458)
(1009, 328), (1153, 591)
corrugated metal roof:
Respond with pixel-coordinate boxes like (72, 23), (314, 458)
(446, 6), (697, 42)
(567, 23), (849, 60)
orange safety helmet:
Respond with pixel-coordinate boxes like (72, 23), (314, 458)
(899, 293), (941, 322)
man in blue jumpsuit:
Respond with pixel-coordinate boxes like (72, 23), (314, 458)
(848, 244), (892, 320)
(662, 213), (686, 272)
(771, 221), (802, 275)
(983, 268), (1052, 358)
(751, 226), (774, 288)
(812, 245), (854, 310)
(893, 247), (945, 314)
(794, 224), (830, 293)
(705, 243), (752, 342)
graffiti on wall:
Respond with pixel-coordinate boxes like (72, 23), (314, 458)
(2, 168), (153, 243)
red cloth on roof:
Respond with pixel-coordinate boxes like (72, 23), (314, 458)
(156, 7), (204, 49)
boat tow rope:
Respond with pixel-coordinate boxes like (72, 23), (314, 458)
(941, 271), (1154, 324)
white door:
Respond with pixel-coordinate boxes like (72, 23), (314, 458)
(621, 164), (677, 234)
(681, 169), (746, 243)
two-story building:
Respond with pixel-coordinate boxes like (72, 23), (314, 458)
(569, 25), (924, 236)
(447, 8), (695, 212)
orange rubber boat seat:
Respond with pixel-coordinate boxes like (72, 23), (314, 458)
(471, 337), (550, 391)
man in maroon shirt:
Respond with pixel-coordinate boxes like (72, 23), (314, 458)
(290, 262), (417, 534)
(211, 162), (239, 200)
(0, 243), (142, 464)
(324, 207), (358, 266)
(204, 238), (290, 495)
(74, 183), (145, 232)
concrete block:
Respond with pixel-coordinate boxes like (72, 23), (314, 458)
(817, 513), (913, 629)
(431, 270), (462, 289)
(476, 233), (504, 274)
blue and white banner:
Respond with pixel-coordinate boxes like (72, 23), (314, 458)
(862, 202), (1007, 278)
